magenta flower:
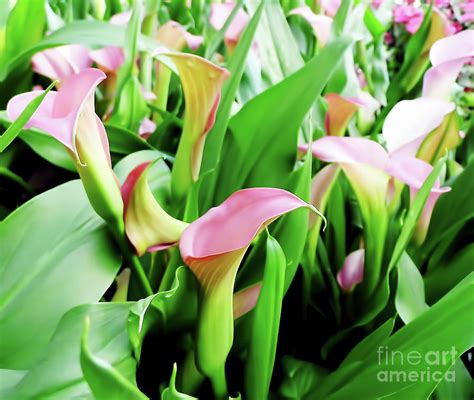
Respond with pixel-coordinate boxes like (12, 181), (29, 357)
(7, 69), (123, 226)
(393, 4), (424, 34)
(32, 45), (92, 81)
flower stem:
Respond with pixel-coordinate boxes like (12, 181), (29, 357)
(110, 223), (153, 297)
(210, 368), (228, 400)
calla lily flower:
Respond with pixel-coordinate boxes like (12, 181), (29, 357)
(423, 29), (474, 100)
(7, 68), (124, 227)
(156, 21), (203, 51)
(288, 6), (332, 47)
(179, 188), (322, 385)
(32, 44), (92, 81)
(324, 93), (367, 136)
(164, 53), (229, 200)
(121, 162), (188, 256)
(209, 2), (250, 51)
(233, 283), (262, 320)
(301, 136), (450, 288)
(321, 0), (341, 17)
(89, 10), (132, 74)
(383, 97), (455, 156)
(337, 249), (365, 292)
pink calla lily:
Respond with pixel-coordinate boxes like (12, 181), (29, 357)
(337, 249), (365, 292)
(210, 2), (250, 50)
(321, 0), (341, 17)
(179, 188), (322, 383)
(324, 93), (368, 136)
(423, 29), (474, 100)
(233, 283), (262, 320)
(7, 68), (123, 226)
(32, 44), (92, 81)
(121, 162), (188, 256)
(383, 97), (455, 156)
(288, 6), (333, 47)
(156, 21), (203, 51)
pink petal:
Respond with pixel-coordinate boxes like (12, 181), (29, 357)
(321, 0), (341, 17)
(300, 136), (389, 171)
(7, 69), (106, 154)
(382, 98), (455, 153)
(180, 188), (312, 261)
(139, 117), (156, 137)
(90, 47), (125, 73)
(423, 58), (468, 99)
(386, 155), (450, 193)
(233, 283), (262, 319)
(110, 10), (132, 26)
(337, 249), (364, 292)
(323, 94), (367, 136)
(429, 29), (474, 67)
(210, 3), (250, 46)
(289, 6), (333, 46)
(32, 45), (92, 81)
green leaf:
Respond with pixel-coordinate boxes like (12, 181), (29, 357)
(105, 124), (154, 155)
(395, 252), (428, 324)
(0, 20), (165, 81)
(424, 244), (474, 304)
(200, 2), (264, 207)
(2, 0), (46, 65)
(316, 273), (474, 399)
(128, 266), (198, 360)
(0, 81), (56, 152)
(245, 234), (285, 400)
(80, 316), (148, 399)
(10, 303), (137, 399)
(278, 356), (328, 399)
(215, 36), (352, 203)
(0, 180), (121, 369)
(161, 363), (197, 400)
(420, 161), (474, 266)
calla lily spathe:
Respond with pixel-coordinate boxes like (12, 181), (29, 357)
(209, 2), (250, 51)
(423, 29), (474, 100)
(288, 6), (332, 47)
(7, 68), (123, 227)
(324, 93), (367, 136)
(179, 188), (322, 385)
(32, 44), (92, 82)
(165, 53), (230, 200)
(337, 249), (365, 292)
(121, 162), (188, 256)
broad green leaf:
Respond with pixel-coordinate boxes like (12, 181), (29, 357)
(216, 36), (352, 203)
(80, 316), (148, 399)
(0, 81), (56, 152)
(0, 180), (121, 369)
(0, 111), (75, 171)
(278, 356), (328, 399)
(316, 273), (474, 399)
(424, 244), (474, 304)
(419, 161), (474, 267)
(162, 363), (197, 400)
(128, 266), (198, 360)
(245, 234), (285, 400)
(434, 359), (474, 400)
(2, 0), (45, 64)
(200, 2), (264, 208)
(395, 252), (428, 324)
(11, 303), (137, 399)
(105, 124), (154, 155)
(339, 318), (394, 369)
(272, 155), (312, 293)
(0, 20), (166, 81)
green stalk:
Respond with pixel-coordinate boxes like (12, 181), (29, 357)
(210, 367), (228, 400)
(110, 222), (153, 297)
(152, 65), (172, 125)
(356, 40), (374, 95)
